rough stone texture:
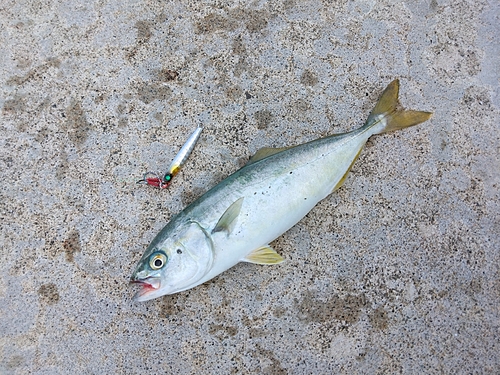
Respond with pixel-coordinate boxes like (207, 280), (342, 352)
(1, 0), (499, 373)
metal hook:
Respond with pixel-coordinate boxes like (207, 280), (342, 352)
(136, 172), (165, 188)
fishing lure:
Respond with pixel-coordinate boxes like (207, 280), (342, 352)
(137, 127), (203, 189)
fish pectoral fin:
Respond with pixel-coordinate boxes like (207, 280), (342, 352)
(212, 197), (244, 235)
(242, 245), (285, 265)
(246, 147), (291, 165)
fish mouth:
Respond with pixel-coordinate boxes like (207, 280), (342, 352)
(129, 277), (161, 302)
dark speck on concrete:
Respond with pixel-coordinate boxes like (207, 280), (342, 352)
(300, 69), (318, 86)
(38, 283), (60, 305)
(65, 100), (91, 146)
(232, 35), (247, 55)
(209, 323), (238, 338)
(137, 82), (172, 104)
(226, 85), (244, 101)
(254, 109), (273, 129)
(254, 344), (287, 375)
(297, 292), (367, 324)
(195, 13), (237, 34)
(6, 58), (61, 86)
(3, 94), (26, 114)
(369, 306), (389, 330)
(155, 68), (179, 82)
(181, 187), (206, 207)
(62, 230), (81, 263)
(135, 20), (153, 44)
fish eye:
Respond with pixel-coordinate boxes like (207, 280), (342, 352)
(149, 252), (167, 270)
(177, 249), (182, 254)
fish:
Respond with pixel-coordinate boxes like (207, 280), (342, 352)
(130, 79), (432, 301)
(137, 127), (203, 188)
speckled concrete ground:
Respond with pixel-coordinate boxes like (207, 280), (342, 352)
(1, 0), (499, 373)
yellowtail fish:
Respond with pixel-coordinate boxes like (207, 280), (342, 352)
(130, 80), (432, 301)
(137, 127), (203, 188)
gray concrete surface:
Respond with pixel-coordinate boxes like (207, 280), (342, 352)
(1, 0), (499, 373)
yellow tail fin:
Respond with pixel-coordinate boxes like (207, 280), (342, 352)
(366, 79), (432, 134)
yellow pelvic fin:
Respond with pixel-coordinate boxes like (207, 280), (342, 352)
(367, 79), (433, 134)
(212, 197), (244, 235)
(246, 147), (291, 166)
(332, 146), (364, 192)
(242, 245), (285, 265)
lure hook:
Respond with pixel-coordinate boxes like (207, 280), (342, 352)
(137, 127), (203, 190)
(136, 172), (171, 189)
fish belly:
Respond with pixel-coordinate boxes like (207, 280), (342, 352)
(197, 131), (369, 282)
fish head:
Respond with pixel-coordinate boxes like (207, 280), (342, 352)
(130, 220), (214, 302)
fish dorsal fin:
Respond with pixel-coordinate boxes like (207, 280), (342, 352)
(212, 197), (244, 235)
(242, 245), (285, 265)
(246, 147), (290, 165)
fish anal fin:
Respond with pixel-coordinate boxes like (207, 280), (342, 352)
(212, 197), (244, 235)
(242, 245), (284, 265)
(246, 147), (290, 165)
(332, 146), (364, 192)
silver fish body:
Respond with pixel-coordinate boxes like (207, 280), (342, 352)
(130, 80), (432, 301)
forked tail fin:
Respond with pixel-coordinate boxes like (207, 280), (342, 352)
(366, 79), (432, 134)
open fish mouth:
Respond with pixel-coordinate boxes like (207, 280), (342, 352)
(130, 277), (161, 301)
